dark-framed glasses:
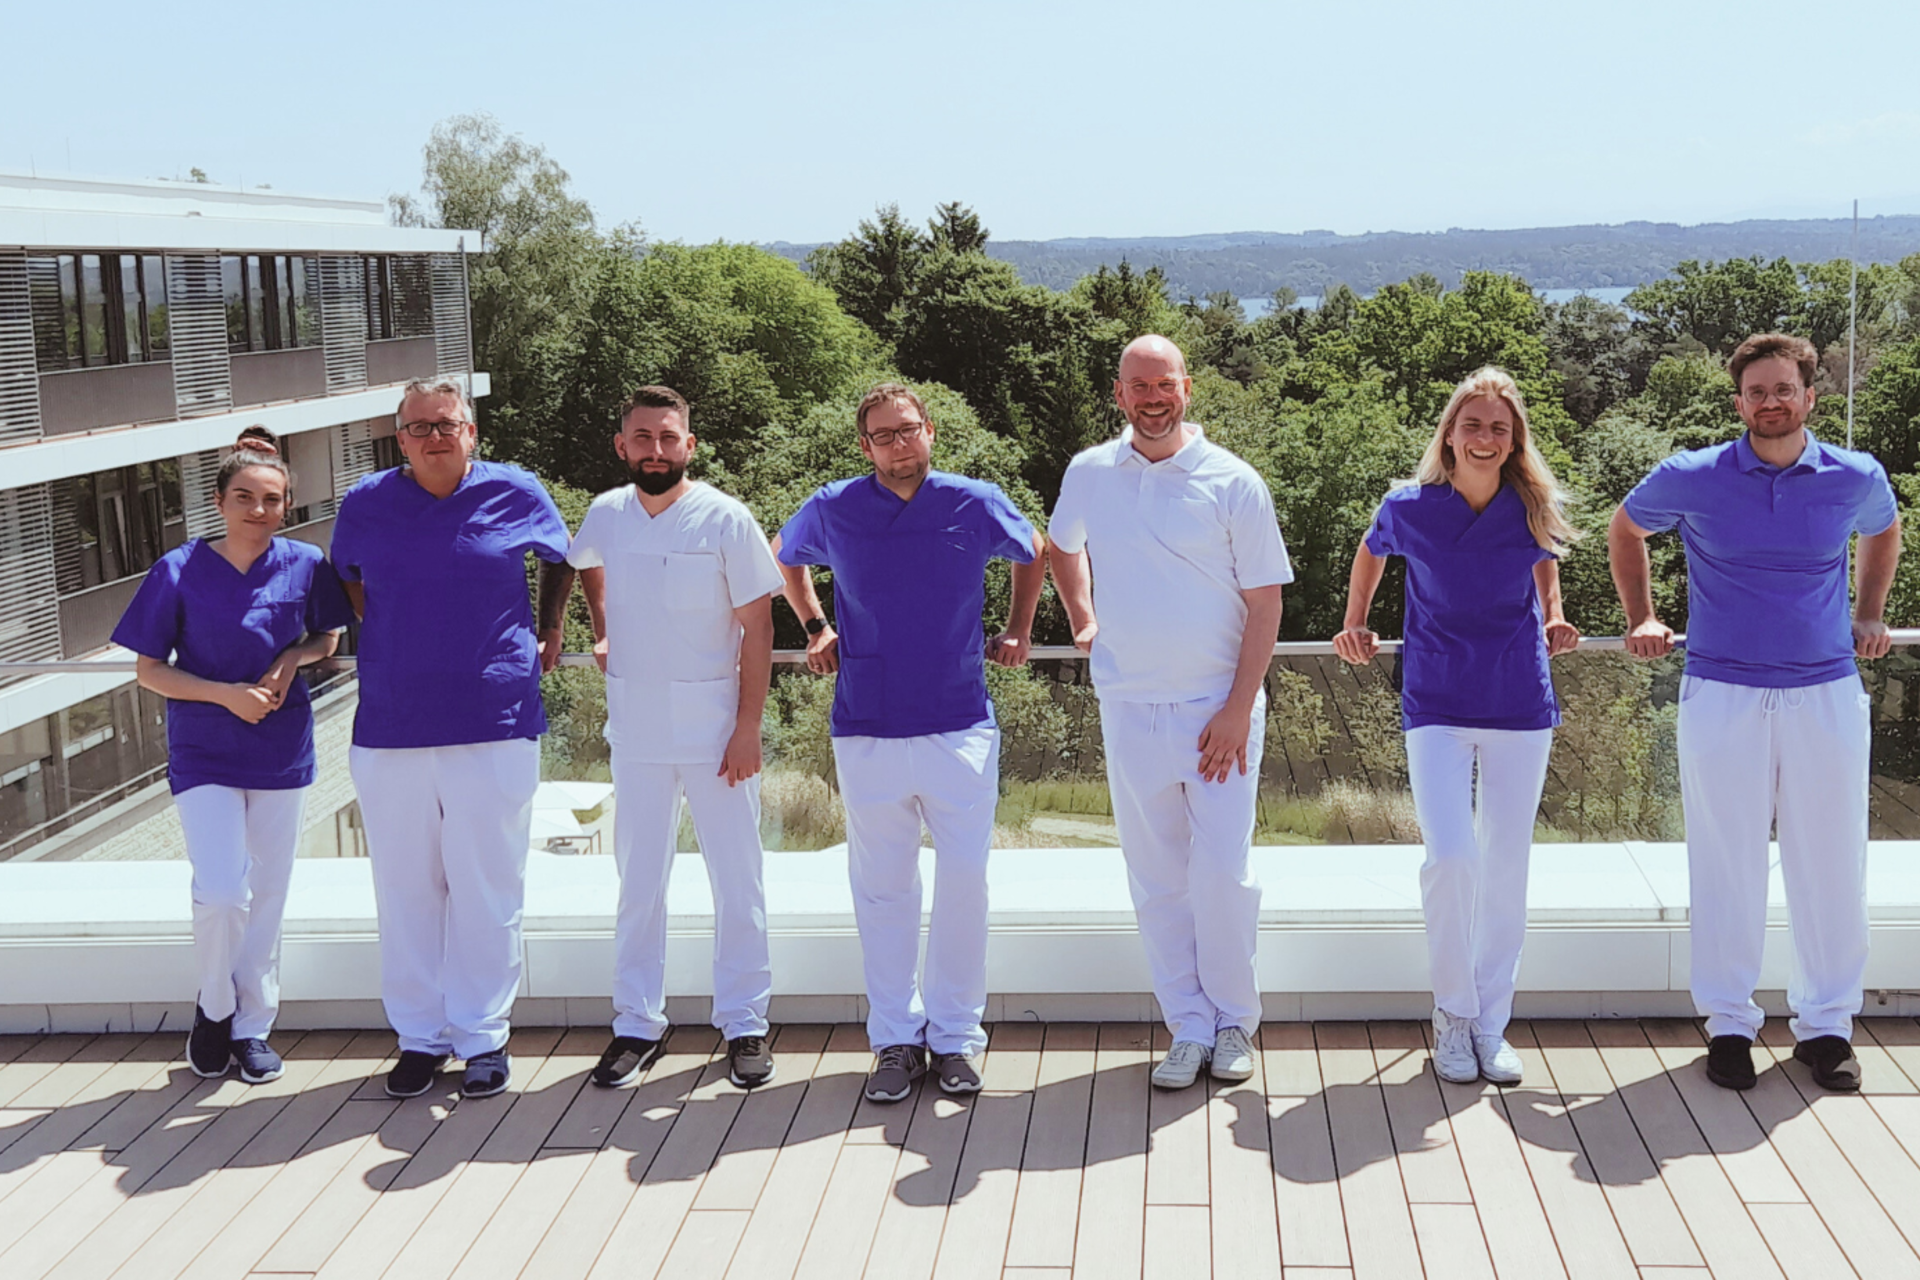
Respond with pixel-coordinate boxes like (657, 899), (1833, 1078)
(399, 419), (470, 438)
(863, 421), (927, 448)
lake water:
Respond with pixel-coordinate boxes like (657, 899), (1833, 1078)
(1239, 285), (1637, 317)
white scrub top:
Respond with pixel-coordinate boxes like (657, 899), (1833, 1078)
(567, 482), (785, 763)
(1048, 424), (1293, 705)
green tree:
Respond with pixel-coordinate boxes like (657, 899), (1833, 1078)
(806, 204), (929, 341)
(1625, 256), (1804, 354)
(929, 201), (989, 254)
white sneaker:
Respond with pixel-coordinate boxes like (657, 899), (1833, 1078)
(1431, 1008), (1479, 1083)
(1211, 1027), (1256, 1082)
(1151, 1040), (1210, 1089)
(1473, 1029), (1524, 1085)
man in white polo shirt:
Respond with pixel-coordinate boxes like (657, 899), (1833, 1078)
(1048, 335), (1291, 1089)
(539, 385), (786, 1092)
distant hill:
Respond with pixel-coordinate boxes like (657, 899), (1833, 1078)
(765, 216), (1920, 300)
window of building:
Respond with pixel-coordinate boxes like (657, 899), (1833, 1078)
(26, 253), (170, 371)
(52, 461), (186, 595)
(222, 255), (320, 354)
(372, 433), (404, 472)
(364, 255), (434, 340)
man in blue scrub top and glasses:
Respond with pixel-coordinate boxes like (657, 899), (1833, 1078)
(1611, 332), (1903, 1094)
(774, 382), (1046, 1103)
(331, 376), (573, 1101)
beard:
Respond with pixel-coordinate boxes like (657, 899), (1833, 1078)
(630, 459), (685, 495)
(1125, 405), (1183, 439)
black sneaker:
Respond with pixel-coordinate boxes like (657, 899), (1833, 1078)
(385, 1050), (449, 1099)
(462, 1049), (511, 1099)
(864, 1044), (927, 1103)
(728, 1035), (775, 1089)
(1793, 1035), (1862, 1092)
(932, 1052), (982, 1094)
(591, 1034), (666, 1088)
(187, 1005), (233, 1079)
(1705, 1034), (1757, 1090)
(234, 1037), (284, 1084)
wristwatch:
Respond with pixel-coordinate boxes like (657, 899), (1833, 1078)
(804, 616), (827, 636)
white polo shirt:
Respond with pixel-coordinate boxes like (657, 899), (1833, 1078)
(1048, 424), (1292, 704)
(567, 482), (785, 764)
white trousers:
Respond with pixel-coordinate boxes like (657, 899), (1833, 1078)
(610, 752), (771, 1041)
(173, 785), (306, 1040)
(1678, 674), (1871, 1042)
(833, 726), (999, 1057)
(1101, 695), (1265, 1045)
(1405, 725), (1553, 1038)
(349, 738), (540, 1059)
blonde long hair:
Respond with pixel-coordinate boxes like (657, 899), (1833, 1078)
(1414, 366), (1576, 554)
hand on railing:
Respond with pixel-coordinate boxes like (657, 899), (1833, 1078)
(1331, 626), (1380, 664)
(1623, 618), (1676, 659)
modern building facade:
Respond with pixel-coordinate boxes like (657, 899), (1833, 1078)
(0, 172), (483, 860)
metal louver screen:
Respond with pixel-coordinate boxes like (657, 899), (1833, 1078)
(0, 252), (43, 446)
(319, 256), (368, 392)
(431, 253), (470, 374)
(0, 484), (61, 674)
(181, 450), (224, 541)
(166, 255), (233, 417)
(332, 419), (379, 493)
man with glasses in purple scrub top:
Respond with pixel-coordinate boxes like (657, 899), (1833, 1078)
(1611, 332), (1902, 1094)
(330, 376), (573, 1101)
(773, 382), (1046, 1104)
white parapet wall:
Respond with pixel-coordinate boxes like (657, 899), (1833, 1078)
(4, 842), (1920, 1034)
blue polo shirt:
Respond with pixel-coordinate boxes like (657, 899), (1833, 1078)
(1623, 432), (1898, 689)
(1365, 483), (1560, 732)
(776, 471), (1036, 738)
(111, 537), (355, 793)
(330, 461), (571, 748)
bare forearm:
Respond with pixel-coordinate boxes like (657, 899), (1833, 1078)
(1050, 548), (1095, 632)
(268, 630), (340, 678)
(779, 563), (826, 625)
(1005, 536), (1047, 637)
(135, 655), (233, 707)
(1341, 546), (1386, 630)
(736, 600), (774, 726)
(1533, 559), (1566, 624)
(1856, 519), (1903, 621)
(580, 567), (607, 641)
(1607, 507), (1658, 625)
(537, 561), (575, 633)
(1227, 587), (1284, 715)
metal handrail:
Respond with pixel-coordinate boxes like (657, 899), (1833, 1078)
(15, 631), (1914, 677)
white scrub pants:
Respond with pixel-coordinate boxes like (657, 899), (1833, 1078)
(349, 738), (540, 1059)
(1100, 695), (1265, 1045)
(1678, 674), (1871, 1042)
(1405, 725), (1553, 1039)
(833, 725), (1000, 1058)
(610, 751), (771, 1042)
(173, 784), (306, 1041)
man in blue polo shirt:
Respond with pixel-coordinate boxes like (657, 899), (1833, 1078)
(1610, 332), (1902, 1093)
(774, 382), (1045, 1103)
(331, 376), (572, 1101)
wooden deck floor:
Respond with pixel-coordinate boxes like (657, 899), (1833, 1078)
(5, 1019), (1920, 1280)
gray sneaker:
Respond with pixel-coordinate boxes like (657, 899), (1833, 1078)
(1210, 1026), (1256, 1082)
(728, 1035), (775, 1089)
(1150, 1040), (1211, 1089)
(932, 1052), (982, 1094)
(864, 1044), (927, 1103)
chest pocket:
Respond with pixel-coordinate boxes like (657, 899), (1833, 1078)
(1158, 497), (1220, 552)
(665, 552), (728, 612)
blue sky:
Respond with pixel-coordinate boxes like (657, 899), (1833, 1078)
(6, 0), (1918, 244)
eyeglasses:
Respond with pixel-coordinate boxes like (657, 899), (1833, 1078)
(862, 422), (927, 448)
(1741, 385), (1805, 406)
(399, 419), (470, 438)
(1123, 378), (1186, 398)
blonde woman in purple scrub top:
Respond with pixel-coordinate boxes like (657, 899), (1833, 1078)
(1333, 367), (1579, 1086)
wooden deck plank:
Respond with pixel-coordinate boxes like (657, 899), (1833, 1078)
(1751, 1201), (1864, 1280)
(1206, 1024), (1281, 1280)
(1004, 1023), (1093, 1270)
(724, 1024), (869, 1280)
(657, 1207), (750, 1280)
(933, 1023), (1042, 1280)
(517, 1030), (717, 1280)
(0, 1035), (182, 1211)
(1070, 1023), (1150, 1280)
(790, 1144), (899, 1279)
(1262, 1024), (1348, 1271)
(1409, 1202), (1496, 1279)
(1442, 1071), (1569, 1280)
(1318, 1027), (1422, 1280)
(693, 1023), (829, 1212)
(0, 1035), (104, 1107)
(1589, 1034), (1785, 1280)
(864, 1066), (975, 1280)
(1860, 1019), (1920, 1093)
(1370, 1020), (1472, 1204)
(1645, 1037), (1805, 1204)
(1528, 1025), (1700, 1269)
(1141, 1204), (1211, 1280)
(7, 1034), (149, 1109)
(1142, 1022), (1210, 1208)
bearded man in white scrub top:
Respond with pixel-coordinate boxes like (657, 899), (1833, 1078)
(1048, 335), (1292, 1090)
(539, 386), (786, 1092)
